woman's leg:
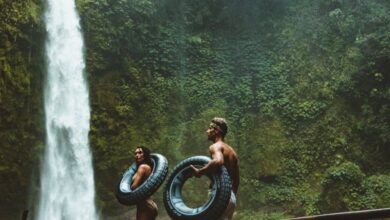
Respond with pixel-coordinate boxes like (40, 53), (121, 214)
(136, 199), (158, 220)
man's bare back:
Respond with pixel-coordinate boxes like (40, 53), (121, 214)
(211, 142), (239, 194)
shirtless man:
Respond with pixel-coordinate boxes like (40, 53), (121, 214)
(131, 146), (158, 220)
(190, 117), (239, 220)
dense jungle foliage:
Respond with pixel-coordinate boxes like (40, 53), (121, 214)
(1, 0), (389, 219)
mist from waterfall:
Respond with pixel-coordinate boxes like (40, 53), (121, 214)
(36, 0), (98, 219)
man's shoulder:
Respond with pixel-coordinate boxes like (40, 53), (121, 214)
(209, 142), (236, 154)
(210, 141), (234, 149)
(209, 142), (223, 150)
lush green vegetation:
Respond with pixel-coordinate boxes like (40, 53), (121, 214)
(0, 0), (44, 218)
(1, 0), (389, 219)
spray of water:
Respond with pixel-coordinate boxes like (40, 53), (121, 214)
(36, 0), (98, 219)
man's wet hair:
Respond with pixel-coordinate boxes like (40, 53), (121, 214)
(210, 117), (228, 137)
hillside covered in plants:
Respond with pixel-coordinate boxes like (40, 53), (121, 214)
(1, 0), (389, 219)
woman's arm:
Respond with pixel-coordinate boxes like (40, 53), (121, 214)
(131, 164), (151, 190)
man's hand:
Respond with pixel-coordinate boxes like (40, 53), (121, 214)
(190, 165), (202, 178)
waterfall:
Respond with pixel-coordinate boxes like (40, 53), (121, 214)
(36, 0), (98, 219)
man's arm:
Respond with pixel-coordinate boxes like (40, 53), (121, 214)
(191, 144), (224, 177)
(131, 165), (151, 190)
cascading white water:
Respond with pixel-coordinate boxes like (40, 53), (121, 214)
(36, 0), (98, 219)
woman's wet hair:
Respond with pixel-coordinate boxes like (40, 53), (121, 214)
(136, 145), (153, 167)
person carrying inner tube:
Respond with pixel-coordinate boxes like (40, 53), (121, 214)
(190, 117), (239, 220)
(131, 146), (158, 220)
